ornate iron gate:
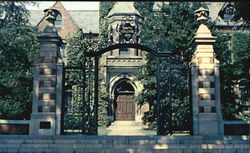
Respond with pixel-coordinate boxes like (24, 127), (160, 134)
(157, 56), (190, 135)
(62, 56), (99, 135)
(61, 42), (191, 135)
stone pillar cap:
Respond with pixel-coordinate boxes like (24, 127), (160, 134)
(194, 24), (215, 39)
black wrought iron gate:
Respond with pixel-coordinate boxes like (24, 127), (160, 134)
(156, 56), (190, 135)
(62, 56), (99, 135)
(61, 43), (190, 135)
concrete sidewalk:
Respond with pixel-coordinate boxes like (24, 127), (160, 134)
(106, 121), (157, 136)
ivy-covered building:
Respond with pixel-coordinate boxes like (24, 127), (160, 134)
(28, 1), (249, 124)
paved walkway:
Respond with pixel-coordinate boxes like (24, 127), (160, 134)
(106, 121), (157, 136)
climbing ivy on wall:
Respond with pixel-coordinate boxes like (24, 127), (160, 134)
(96, 2), (115, 127)
(98, 2), (114, 50)
(65, 28), (110, 128)
(64, 2), (115, 128)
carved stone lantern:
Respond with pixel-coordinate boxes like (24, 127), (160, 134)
(194, 7), (209, 24)
(44, 7), (60, 27)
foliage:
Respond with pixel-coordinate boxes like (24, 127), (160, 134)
(136, 2), (204, 133)
(0, 1), (31, 26)
(65, 27), (111, 128)
(63, 2), (116, 129)
(234, 2), (250, 25)
(134, 1), (154, 17)
(98, 83), (110, 127)
(66, 29), (92, 66)
(214, 30), (250, 121)
(0, 1), (38, 119)
(97, 2), (115, 127)
(98, 2), (114, 49)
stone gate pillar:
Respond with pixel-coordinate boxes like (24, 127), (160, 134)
(29, 8), (63, 135)
(190, 7), (224, 135)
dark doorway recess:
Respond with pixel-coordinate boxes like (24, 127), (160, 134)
(114, 81), (135, 121)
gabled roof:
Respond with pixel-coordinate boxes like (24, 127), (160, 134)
(28, 1), (245, 37)
(28, 10), (44, 26)
(28, 2), (99, 35)
(68, 10), (99, 33)
(28, 10), (99, 33)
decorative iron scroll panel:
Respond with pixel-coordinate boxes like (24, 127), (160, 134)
(157, 56), (190, 135)
(62, 56), (98, 135)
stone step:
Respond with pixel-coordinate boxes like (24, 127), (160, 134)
(0, 135), (249, 153)
(0, 139), (249, 144)
(107, 121), (146, 135)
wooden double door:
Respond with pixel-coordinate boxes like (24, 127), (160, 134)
(115, 92), (135, 120)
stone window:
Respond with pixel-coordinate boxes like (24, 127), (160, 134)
(55, 13), (62, 28)
(219, 4), (236, 22)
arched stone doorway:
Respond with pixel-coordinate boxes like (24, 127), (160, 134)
(109, 76), (147, 123)
(113, 80), (135, 121)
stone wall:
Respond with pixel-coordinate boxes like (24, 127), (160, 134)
(0, 120), (29, 135)
(224, 121), (250, 135)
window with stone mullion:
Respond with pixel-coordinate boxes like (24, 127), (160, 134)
(55, 14), (62, 28)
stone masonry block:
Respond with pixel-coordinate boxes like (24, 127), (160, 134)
(113, 139), (129, 145)
(233, 144), (250, 148)
(39, 87), (56, 93)
(224, 144), (235, 149)
(6, 144), (20, 148)
(24, 139), (54, 144)
(7, 148), (20, 153)
(39, 100), (55, 106)
(231, 140), (249, 144)
(129, 139), (156, 145)
(42, 93), (50, 100)
(44, 80), (52, 87)
(48, 144), (75, 149)
(198, 76), (214, 82)
(236, 148), (250, 153)
(21, 144), (49, 148)
(43, 68), (53, 75)
(40, 63), (57, 69)
(207, 144), (225, 149)
(198, 88), (215, 94)
(180, 144), (202, 149)
(0, 139), (24, 144)
(54, 139), (76, 144)
(39, 75), (56, 81)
